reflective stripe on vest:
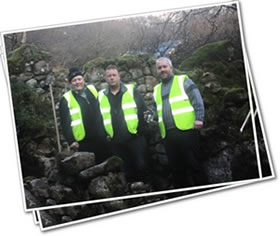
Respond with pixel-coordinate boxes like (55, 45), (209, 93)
(63, 85), (98, 141)
(98, 84), (138, 138)
(153, 75), (195, 138)
(87, 84), (98, 98)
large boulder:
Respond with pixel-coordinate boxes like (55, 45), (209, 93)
(88, 172), (128, 199)
(49, 184), (75, 203)
(33, 60), (50, 75)
(60, 152), (95, 175)
(79, 156), (124, 180)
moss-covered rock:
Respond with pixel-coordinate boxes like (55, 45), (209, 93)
(224, 88), (248, 106)
(83, 54), (157, 84)
(84, 54), (153, 73)
(11, 81), (55, 147)
(7, 44), (51, 75)
(180, 40), (233, 71)
(179, 40), (247, 88)
(116, 55), (140, 69)
(83, 57), (106, 71)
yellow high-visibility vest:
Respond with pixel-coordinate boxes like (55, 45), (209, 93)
(153, 75), (195, 138)
(98, 84), (138, 138)
(63, 85), (98, 141)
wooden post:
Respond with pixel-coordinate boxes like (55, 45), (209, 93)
(49, 84), (62, 152)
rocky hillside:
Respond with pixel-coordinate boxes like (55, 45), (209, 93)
(7, 42), (271, 213)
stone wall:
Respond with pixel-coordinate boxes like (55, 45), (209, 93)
(7, 43), (271, 213)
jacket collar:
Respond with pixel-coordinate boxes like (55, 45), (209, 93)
(103, 82), (127, 95)
(161, 75), (174, 84)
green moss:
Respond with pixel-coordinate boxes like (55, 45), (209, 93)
(224, 87), (248, 106)
(186, 68), (204, 82)
(146, 57), (156, 66)
(7, 44), (51, 75)
(11, 81), (55, 147)
(211, 61), (228, 75)
(179, 41), (247, 93)
(116, 54), (145, 70)
(85, 57), (106, 70)
(224, 88), (245, 99)
(173, 68), (186, 75)
(225, 59), (245, 78)
(229, 87), (245, 93)
(83, 54), (154, 79)
(216, 87), (230, 96)
(83, 57), (105, 81)
(180, 40), (233, 72)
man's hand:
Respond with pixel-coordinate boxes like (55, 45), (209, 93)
(70, 141), (79, 150)
(193, 120), (203, 129)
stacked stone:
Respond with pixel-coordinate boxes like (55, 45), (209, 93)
(25, 153), (134, 226)
(8, 43), (269, 215)
(84, 55), (159, 107)
(24, 153), (131, 206)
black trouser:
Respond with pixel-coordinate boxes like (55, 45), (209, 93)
(111, 135), (149, 182)
(163, 128), (208, 188)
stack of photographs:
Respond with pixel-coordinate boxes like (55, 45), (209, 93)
(0, 0), (275, 232)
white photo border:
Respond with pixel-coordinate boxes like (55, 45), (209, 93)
(0, 0), (274, 212)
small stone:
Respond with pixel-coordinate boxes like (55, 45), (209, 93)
(24, 188), (41, 208)
(144, 92), (153, 100)
(36, 155), (57, 177)
(129, 69), (143, 80)
(35, 88), (45, 94)
(46, 199), (57, 206)
(36, 137), (54, 156)
(29, 178), (50, 198)
(130, 181), (151, 194)
(137, 84), (147, 93)
(34, 60), (50, 75)
(143, 66), (151, 75)
(103, 200), (126, 211)
(61, 216), (72, 223)
(49, 184), (74, 203)
(88, 176), (112, 199)
(40, 211), (57, 227)
(26, 78), (38, 88)
(145, 76), (158, 91)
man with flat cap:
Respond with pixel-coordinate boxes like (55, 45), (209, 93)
(59, 68), (109, 163)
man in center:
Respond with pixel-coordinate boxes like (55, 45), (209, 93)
(98, 65), (149, 183)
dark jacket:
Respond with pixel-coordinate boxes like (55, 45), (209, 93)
(59, 86), (106, 145)
(103, 83), (148, 143)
